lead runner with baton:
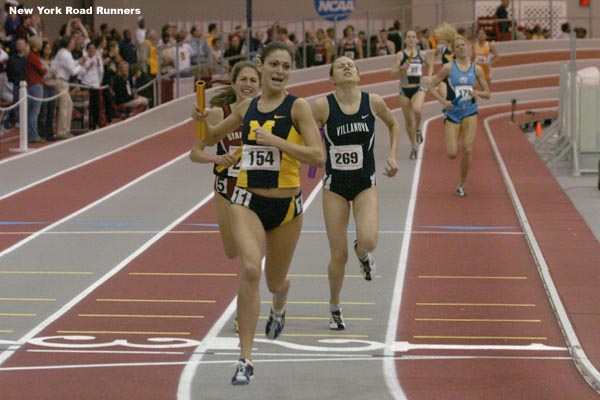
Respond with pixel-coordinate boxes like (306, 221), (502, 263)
(193, 43), (324, 385)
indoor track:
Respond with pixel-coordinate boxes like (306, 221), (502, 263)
(0, 41), (599, 399)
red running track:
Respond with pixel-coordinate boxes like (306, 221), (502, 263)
(395, 102), (600, 399)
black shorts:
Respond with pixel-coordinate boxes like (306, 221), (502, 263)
(230, 187), (303, 231)
(323, 173), (376, 201)
(214, 176), (237, 200)
(399, 86), (423, 100)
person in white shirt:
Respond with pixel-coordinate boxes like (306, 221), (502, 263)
(81, 42), (104, 130)
(175, 32), (192, 77)
(52, 35), (85, 139)
(135, 17), (147, 45)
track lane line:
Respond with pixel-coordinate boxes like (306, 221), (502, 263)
(0, 186), (215, 367)
(485, 110), (600, 392)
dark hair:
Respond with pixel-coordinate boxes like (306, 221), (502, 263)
(259, 41), (293, 64)
(86, 41), (95, 50)
(210, 61), (260, 107)
(59, 35), (72, 49)
(208, 23), (217, 33)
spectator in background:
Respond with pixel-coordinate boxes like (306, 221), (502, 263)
(208, 36), (226, 77)
(120, 29), (137, 65)
(6, 36), (27, 127)
(52, 35), (85, 139)
(81, 42), (103, 130)
(25, 35), (46, 142)
(188, 25), (209, 68)
(224, 34), (244, 69)
(326, 27), (337, 61)
(557, 22), (571, 40)
(4, 5), (20, 50)
(134, 16), (146, 45)
(376, 29), (395, 56)
(137, 29), (158, 76)
(313, 28), (333, 66)
(338, 24), (362, 59)
(296, 29), (316, 68)
(206, 22), (219, 47)
(102, 40), (121, 123)
(38, 40), (56, 141)
(574, 27), (587, 39)
(112, 61), (148, 114)
(495, 0), (511, 35)
(387, 19), (403, 52)
(531, 24), (545, 40)
(174, 31), (192, 77)
(29, 13), (42, 38)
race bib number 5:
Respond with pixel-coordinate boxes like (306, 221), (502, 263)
(330, 145), (363, 171)
(242, 145), (281, 171)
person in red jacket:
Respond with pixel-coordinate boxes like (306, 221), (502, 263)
(25, 35), (46, 142)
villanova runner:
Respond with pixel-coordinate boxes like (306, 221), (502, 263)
(311, 56), (400, 330)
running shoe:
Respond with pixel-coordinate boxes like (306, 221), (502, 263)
(354, 240), (375, 281)
(265, 308), (286, 339)
(409, 147), (418, 160)
(329, 310), (346, 330)
(456, 186), (467, 197)
(231, 358), (254, 385)
(416, 130), (423, 144)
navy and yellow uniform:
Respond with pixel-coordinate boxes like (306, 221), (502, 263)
(399, 50), (425, 99)
(213, 104), (242, 199)
(231, 94), (304, 231)
(323, 91), (377, 201)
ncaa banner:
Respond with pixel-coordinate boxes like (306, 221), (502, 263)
(314, 0), (355, 22)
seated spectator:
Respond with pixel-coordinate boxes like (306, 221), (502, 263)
(112, 61), (148, 114)
(558, 22), (571, 40)
(574, 27), (587, 39)
(531, 24), (545, 40)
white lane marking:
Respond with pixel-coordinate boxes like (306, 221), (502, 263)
(0, 153), (188, 260)
(0, 119), (192, 197)
(381, 116), (435, 400)
(0, 354), (575, 373)
(0, 179), (215, 367)
(484, 112), (600, 392)
(176, 182), (323, 400)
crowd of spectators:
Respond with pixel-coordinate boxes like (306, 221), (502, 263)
(0, 0), (590, 143)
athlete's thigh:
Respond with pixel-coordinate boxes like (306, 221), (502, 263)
(398, 95), (413, 123)
(264, 214), (303, 287)
(229, 204), (265, 267)
(444, 120), (461, 155)
(351, 186), (379, 243)
(215, 191), (236, 254)
(411, 90), (425, 113)
(322, 188), (352, 252)
(460, 114), (478, 150)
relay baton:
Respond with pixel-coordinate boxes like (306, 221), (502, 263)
(215, 148), (243, 174)
(196, 80), (206, 140)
